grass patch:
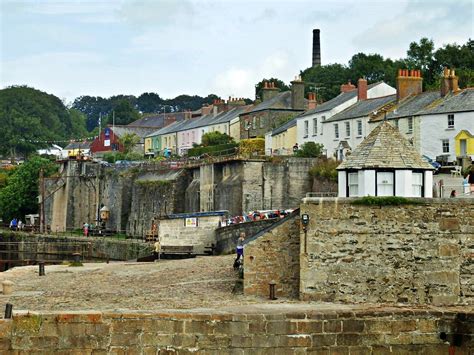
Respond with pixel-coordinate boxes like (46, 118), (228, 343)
(351, 196), (423, 206)
(69, 261), (83, 267)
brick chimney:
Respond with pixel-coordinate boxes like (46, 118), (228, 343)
(312, 29), (321, 67)
(396, 69), (423, 101)
(357, 78), (368, 101)
(340, 80), (356, 93)
(201, 104), (213, 116)
(291, 75), (305, 110)
(307, 92), (317, 110)
(261, 81), (280, 102)
(440, 67), (459, 97)
(213, 99), (228, 113)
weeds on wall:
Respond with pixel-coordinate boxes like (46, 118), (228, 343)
(351, 196), (424, 206)
(309, 159), (339, 182)
(135, 180), (171, 188)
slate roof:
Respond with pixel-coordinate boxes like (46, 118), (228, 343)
(272, 117), (297, 136)
(299, 82), (385, 117)
(128, 112), (187, 128)
(417, 88), (474, 115)
(377, 91), (441, 121)
(210, 105), (253, 125)
(146, 118), (197, 138)
(111, 126), (158, 143)
(244, 91), (306, 114)
(337, 121), (433, 170)
(326, 95), (396, 122)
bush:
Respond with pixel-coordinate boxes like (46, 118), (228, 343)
(201, 132), (234, 146)
(309, 159), (339, 182)
(352, 196), (423, 206)
(239, 138), (265, 156)
(102, 151), (143, 163)
(295, 142), (324, 158)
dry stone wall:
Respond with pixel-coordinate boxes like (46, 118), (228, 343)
(0, 308), (472, 353)
(300, 198), (473, 306)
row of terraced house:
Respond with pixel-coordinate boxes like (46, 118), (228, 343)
(86, 69), (473, 164)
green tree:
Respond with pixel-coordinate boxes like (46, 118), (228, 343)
(0, 156), (58, 221)
(107, 99), (141, 125)
(201, 132), (234, 147)
(118, 133), (141, 155)
(301, 64), (350, 102)
(295, 142), (324, 158)
(255, 78), (290, 101)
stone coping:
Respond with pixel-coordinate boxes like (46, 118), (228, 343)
(301, 197), (474, 205)
(6, 303), (473, 318)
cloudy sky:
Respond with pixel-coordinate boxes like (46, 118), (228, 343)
(0, 0), (472, 103)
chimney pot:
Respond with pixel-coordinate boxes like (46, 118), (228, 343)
(357, 78), (368, 101)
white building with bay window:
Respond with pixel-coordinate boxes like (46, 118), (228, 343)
(337, 121), (434, 198)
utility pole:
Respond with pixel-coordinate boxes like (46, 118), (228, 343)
(39, 168), (46, 234)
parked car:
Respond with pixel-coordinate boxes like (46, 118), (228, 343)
(422, 155), (441, 173)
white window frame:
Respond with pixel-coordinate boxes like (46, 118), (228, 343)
(412, 172), (423, 197)
(334, 123), (339, 139)
(345, 122), (350, 137)
(407, 117), (413, 133)
(377, 171), (394, 197)
(442, 139), (450, 153)
(348, 172), (358, 197)
(304, 120), (309, 138)
(357, 120), (362, 136)
(447, 114), (454, 128)
(313, 118), (317, 136)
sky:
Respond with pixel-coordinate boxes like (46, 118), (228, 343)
(0, 0), (472, 104)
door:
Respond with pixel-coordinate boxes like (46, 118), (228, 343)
(460, 139), (467, 156)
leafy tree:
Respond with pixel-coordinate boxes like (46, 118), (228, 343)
(295, 142), (324, 158)
(255, 78), (290, 101)
(406, 38), (436, 87)
(0, 156), (57, 221)
(201, 132), (234, 147)
(118, 133), (141, 155)
(0, 86), (88, 158)
(107, 100), (141, 125)
(71, 95), (112, 131)
(301, 64), (351, 102)
(136, 92), (163, 113)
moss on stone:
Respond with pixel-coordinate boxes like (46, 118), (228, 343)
(13, 314), (42, 335)
(351, 196), (423, 206)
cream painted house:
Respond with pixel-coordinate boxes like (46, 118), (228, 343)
(269, 118), (298, 155)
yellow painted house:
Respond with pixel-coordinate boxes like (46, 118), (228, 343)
(455, 130), (474, 158)
(271, 118), (297, 155)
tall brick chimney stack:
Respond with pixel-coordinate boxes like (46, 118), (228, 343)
(340, 80), (356, 93)
(357, 78), (368, 101)
(307, 92), (317, 110)
(396, 69), (423, 101)
(291, 75), (305, 110)
(312, 29), (321, 67)
(261, 81), (280, 102)
(440, 67), (459, 97)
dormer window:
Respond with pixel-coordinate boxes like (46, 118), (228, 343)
(447, 114), (454, 128)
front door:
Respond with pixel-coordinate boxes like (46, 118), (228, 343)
(460, 139), (467, 156)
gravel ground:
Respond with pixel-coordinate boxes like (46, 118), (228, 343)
(0, 255), (268, 312)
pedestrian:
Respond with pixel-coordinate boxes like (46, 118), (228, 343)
(9, 218), (17, 231)
(17, 219), (23, 231)
(468, 166), (474, 194)
(233, 232), (245, 269)
(83, 222), (89, 237)
(292, 143), (299, 154)
(450, 189), (456, 198)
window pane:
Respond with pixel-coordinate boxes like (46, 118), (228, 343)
(377, 172), (394, 196)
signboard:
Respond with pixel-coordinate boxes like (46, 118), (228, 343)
(104, 139), (110, 147)
(104, 128), (111, 138)
(185, 217), (198, 227)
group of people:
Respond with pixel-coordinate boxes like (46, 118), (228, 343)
(9, 218), (23, 231)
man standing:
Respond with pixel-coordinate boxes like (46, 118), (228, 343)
(234, 232), (245, 269)
(9, 218), (17, 231)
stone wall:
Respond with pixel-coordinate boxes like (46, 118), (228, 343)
(0, 308), (471, 353)
(158, 215), (222, 254)
(244, 212), (300, 298)
(300, 198), (474, 306)
(215, 219), (278, 254)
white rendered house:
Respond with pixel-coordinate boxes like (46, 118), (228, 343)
(337, 121), (434, 198)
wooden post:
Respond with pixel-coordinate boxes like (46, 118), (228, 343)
(39, 169), (45, 234)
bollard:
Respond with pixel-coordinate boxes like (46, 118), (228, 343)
(269, 281), (277, 300)
(73, 253), (81, 263)
(2, 280), (14, 295)
(4, 303), (12, 319)
(39, 262), (45, 276)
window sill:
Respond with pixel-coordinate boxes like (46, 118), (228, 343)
(334, 139), (340, 141)
(356, 135), (362, 138)
(446, 127), (455, 130)
(303, 135), (308, 138)
(312, 134), (317, 137)
(406, 131), (413, 134)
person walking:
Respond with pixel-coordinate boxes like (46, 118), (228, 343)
(468, 166), (474, 194)
(83, 222), (89, 237)
(9, 218), (17, 231)
(234, 232), (245, 269)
